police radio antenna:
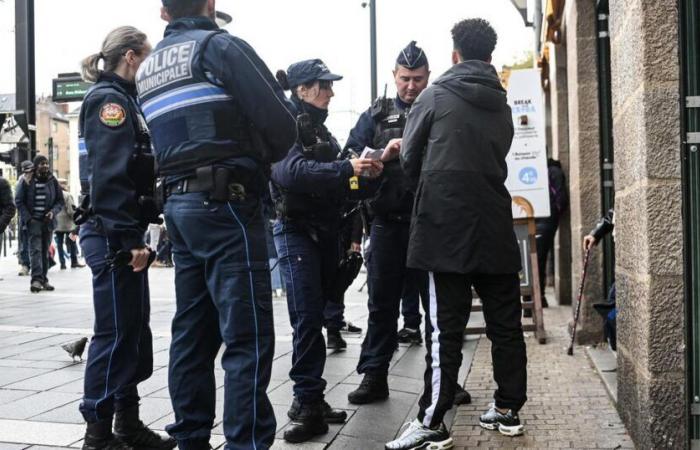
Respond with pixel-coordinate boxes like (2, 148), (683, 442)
(383, 84), (387, 99)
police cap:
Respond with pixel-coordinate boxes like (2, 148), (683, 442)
(286, 59), (343, 89)
(396, 41), (429, 69)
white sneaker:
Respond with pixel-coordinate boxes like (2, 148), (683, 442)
(385, 419), (453, 450)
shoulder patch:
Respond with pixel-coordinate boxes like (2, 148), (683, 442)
(99, 103), (126, 127)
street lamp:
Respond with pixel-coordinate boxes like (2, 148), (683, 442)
(509, 0), (532, 27)
(361, 1), (377, 102)
(215, 11), (233, 27)
(509, 0), (542, 58)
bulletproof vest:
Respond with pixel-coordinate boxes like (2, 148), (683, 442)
(135, 29), (252, 176)
(275, 124), (344, 222)
(367, 98), (413, 218)
(78, 81), (152, 197)
(371, 97), (407, 150)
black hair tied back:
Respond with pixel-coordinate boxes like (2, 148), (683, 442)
(276, 70), (290, 90)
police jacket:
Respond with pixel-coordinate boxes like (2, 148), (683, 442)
(136, 16), (296, 178)
(345, 96), (413, 219)
(15, 175), (64, 229)
(78, 72), (149, 251)
(270, 97), (353, 225)
(401, 60), (521, 274)
(0, 177), (15, 234)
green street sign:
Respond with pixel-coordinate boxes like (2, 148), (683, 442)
(53, 76), (92, 102)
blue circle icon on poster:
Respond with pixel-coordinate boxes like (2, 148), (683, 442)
(519, 167), (538, 185)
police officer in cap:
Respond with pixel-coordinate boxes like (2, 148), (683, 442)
(345, 41), (471, 406)
(271, 59), (382, 443)
(136, 0), (297, 448)
(78, 26), (175, 449)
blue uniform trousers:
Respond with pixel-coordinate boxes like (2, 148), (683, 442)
(323, 299), (345, 331)
(357, 218), (427, 375)
(79, 221), (153, 423)
(274, 220), (339, 402)
(164, 193), (275, 450)
(401, 274), (423, 330)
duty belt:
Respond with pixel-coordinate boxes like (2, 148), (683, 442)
(165, 177), (211, 196)
(165, 166), (251, 202)
(381, 213), (411, 223)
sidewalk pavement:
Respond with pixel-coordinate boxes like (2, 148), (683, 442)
(452, 306), (634, 450)
(0, 254), (474, 449)
(0, 245), (635, 449)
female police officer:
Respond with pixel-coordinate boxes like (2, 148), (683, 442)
(271, 59), (382, 443)
(78, 27), (175, 450)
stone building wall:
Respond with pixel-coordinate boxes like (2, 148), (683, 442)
(608, 0), (686, 448)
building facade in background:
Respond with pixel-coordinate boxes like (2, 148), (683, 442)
(36, 97), (70, 182)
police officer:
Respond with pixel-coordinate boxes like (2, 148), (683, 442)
(136, 1), (297, 449)
(346, 42), (471, 406)
(78, 27), (175, 450)
(271, 59), (382, 443)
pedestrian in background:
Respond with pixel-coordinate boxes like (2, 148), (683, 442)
(16, 160), (34, 276)
(54, 179), (84, 270)
(534, 158), (568, 307)
(0, 169), (17, 273)
(15, 155), (64, 293)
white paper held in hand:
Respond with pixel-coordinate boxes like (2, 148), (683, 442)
(360, 147), (383, 177)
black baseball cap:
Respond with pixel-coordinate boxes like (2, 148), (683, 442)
(286, 59), (343, 89)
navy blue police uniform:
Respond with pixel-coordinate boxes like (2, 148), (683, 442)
(270, 59), (353, 441)
(346, 42), (430, 390)
(78, 71), (174, 449)
(135, 15), (296, 450)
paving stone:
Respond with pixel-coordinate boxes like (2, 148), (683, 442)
(0, 443), (27, 450)
(31, 400), (83, 424)
(340, 390), (416, 442)
(0, 389), (35, 405)
(0, 392), (80, 420)
(6, 368), (84, 391)
(0, 419), (84, 446)
(0, 368), (53, 388)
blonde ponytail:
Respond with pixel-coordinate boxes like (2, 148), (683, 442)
(81, 26), (148, 83)
(81, 53), (103, 83)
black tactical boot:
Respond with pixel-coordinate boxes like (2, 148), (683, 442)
(453, 383), (472, 405)
(288, 397), (347, 424)
(326, 329), (347, 350)
(114, 405), (176, 449)
(397, 327), (422, 344)
(347, 373), (389, 404)
(82, 419), (133, 450)
(283, 401), (329, 443)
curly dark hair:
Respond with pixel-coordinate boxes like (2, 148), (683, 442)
(163, 0), (208, 20)
(451, 18), (498, 62)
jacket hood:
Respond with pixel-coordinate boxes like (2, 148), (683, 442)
(434, 60), (507, 111)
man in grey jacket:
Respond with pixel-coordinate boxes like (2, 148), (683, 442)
(386, 19), (527, 450)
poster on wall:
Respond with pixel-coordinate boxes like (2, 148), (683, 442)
(505, 69), (551, 219)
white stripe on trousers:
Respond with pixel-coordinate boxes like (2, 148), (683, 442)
(423, 272), (442, 427)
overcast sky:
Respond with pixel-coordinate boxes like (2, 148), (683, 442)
(0, 0), (534, 140)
